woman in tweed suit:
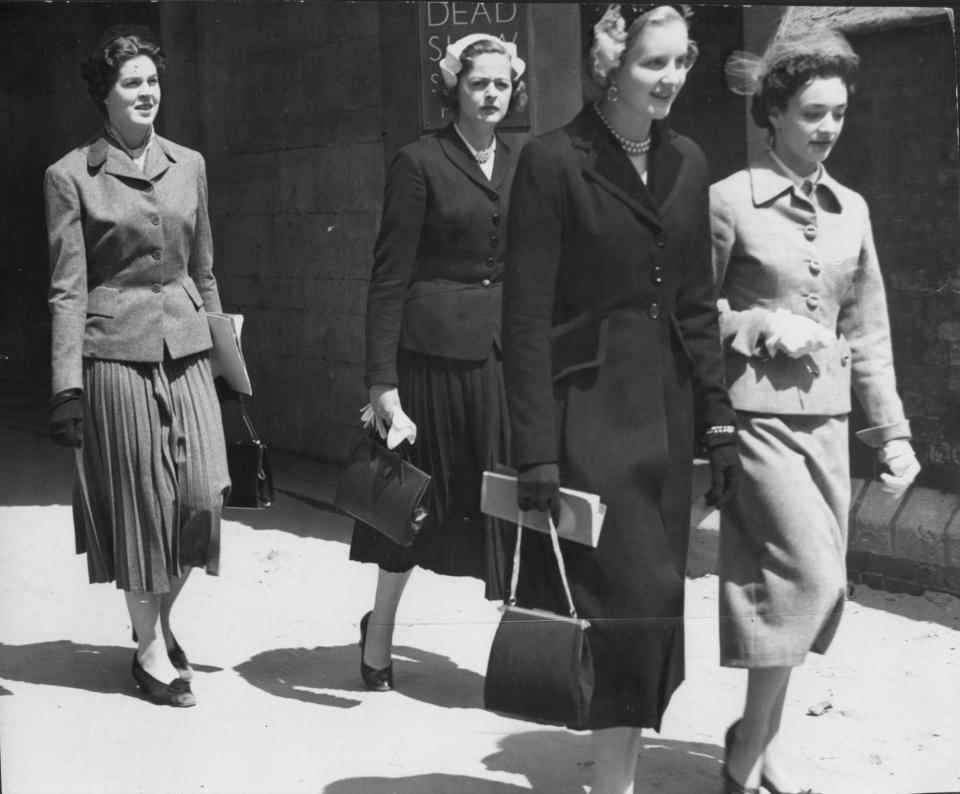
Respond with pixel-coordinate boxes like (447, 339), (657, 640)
(45, 26), (229, 707)
(710, 30), (920, 793)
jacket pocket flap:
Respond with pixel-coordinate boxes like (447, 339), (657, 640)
(86, 286), (119, 318)
(182, 278), (203, 309)
(551, 313), (608, 383)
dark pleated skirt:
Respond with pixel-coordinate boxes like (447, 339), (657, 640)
(74, 352), (231, 593)
(350, 347), (512, 600)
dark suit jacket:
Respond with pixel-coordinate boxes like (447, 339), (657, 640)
(45, 132), (222, 395)
(503, 105), (734, 467)
(365, 125), (517, 387)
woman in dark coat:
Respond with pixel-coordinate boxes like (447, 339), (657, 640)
(349, 34), (527, 691)
(45, 26), (230, 707)
(712, 31), (919, 794)
(502, 5), (739, 793)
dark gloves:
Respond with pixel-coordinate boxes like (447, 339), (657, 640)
(517, 462), (560, 520)
(703, 431), (741, 508)
(49, 389), (83, 447)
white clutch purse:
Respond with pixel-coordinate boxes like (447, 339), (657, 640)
(480, 470), (606, 547)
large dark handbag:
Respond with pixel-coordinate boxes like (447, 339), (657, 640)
(334, 434), (431, 548)
(225, 396), (274, 508)
(484, 512), (595, 730)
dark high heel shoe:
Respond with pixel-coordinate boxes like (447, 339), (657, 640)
(359, 611), (393, 692)
(723, 720), (760, 794)
(131, 654), (196, 707)
(132, 629), (193, 682)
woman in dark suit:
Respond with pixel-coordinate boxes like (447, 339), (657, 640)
(349, 34), (527, 691)
(712, 31), (919, 794)
(502, 6), (739, 793)
(45, 26), (229, 707)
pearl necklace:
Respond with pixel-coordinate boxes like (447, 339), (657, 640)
(455, 123), (496, 164)
(594, 103), (652, 156)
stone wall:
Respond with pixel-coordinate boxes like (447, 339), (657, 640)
(193, 3), (384, 461)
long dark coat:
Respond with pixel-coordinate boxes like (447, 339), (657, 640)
(502, 105), (734, 730)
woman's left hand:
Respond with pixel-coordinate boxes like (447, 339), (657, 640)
(878, 439), (920, 497)
(704, 435), (741, 508)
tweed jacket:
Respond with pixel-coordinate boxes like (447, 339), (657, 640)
(364, 124), (517, 387)
(45, 131), (222, 395)
(503, 104), (734, 467)
(710, 150), (909, 445)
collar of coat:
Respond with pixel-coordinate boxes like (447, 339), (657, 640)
(437, 123), (512, 194)
(86, 130), (177, 182)
(749, 149), (844, 212)
(564, 103), (686, 229)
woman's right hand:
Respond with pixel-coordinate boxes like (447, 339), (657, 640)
(517, 463), (560, 521)
(49, 389), (83, 447)
(368, 384), (417, 449)
(761, 309), (835, 359)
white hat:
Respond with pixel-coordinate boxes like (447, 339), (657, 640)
(438, 33), (526, 89)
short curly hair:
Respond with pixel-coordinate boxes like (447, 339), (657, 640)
(81, 25), (166, 115)
(584, 4), (697, 90)
(437, 38), (528, 116)
(751, 29), (859, 132)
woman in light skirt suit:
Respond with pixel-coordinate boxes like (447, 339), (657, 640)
(710, 29), (921, 793)
(45, 26), (230, 707)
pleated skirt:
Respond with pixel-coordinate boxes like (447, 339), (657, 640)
(74, 352), (231, 593)
(350, 347), (512, 600)
(719, 413), (850, 667)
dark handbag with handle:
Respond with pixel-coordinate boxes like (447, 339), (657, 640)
(225, 396), (274, 508)
(483, 512), (595, 730)
(334, 434), (431, 548)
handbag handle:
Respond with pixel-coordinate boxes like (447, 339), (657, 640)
(507, 510), (579, 619)
(237, 395), (267, 482)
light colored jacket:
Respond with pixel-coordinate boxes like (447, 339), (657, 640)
(710, 150), (909, 446)
(45, 132), (221, 395)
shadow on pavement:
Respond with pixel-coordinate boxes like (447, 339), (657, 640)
(323, 731), (724, 794)
(223, 492), (353, 543)
(849, 582), (960, 632)
(323, 775), (532, 794)
(0, 640), (143, 698)
(235, 642), (485, 710)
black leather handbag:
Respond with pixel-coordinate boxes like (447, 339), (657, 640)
(334, 434), (431, 547)
(484, 513), (595, 730)
(225, 396), (274, 509)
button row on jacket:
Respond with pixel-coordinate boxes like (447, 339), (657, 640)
(652, 265), (663, 285)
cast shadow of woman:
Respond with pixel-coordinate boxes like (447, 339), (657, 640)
(234, 641), (486, 710)
(322, 730), (724, 793)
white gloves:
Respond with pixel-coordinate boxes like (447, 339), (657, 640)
(761, 308), (836, 359)
(877, 438), (920, 498)
(362, 384), (417, 450)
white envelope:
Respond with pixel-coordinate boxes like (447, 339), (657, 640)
(480, 470), (606, 547)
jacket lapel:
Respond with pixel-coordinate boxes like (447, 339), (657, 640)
(438, 125), (498, 195)
(647, 123), (684, 211)
(142, 136), (174, 181)
(569, 107), (662, 231)
(87, 130), (172, 183)
(489, 134), (513, 191)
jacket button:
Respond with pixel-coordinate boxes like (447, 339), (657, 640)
(490, 234), (499, 247)
(803, 224), (818, 241)
(648, 302), (661, 320)
(486, 257), (495, 267)
(655, 238), (665, 248)
(151, 283), (162, 293)
(151, 250), (161, 260)
(808, 259), (822, 275)
(482, 279), (491, 287)
(491, 212), (500, 226)
(806, 294), (820, 310)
